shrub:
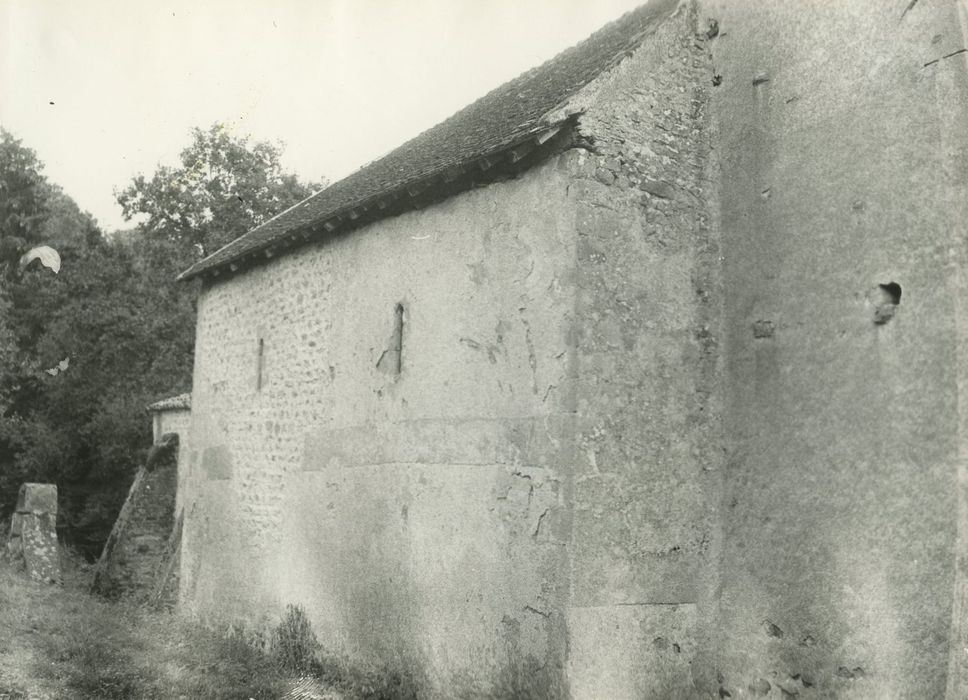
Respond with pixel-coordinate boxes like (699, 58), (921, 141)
(272, 603), (321, 674)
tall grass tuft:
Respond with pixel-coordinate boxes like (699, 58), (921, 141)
(272, 603), (322, 675)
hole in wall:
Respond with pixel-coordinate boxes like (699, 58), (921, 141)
(873, 282), (901, 325)
(752, 320), (774, 339)
(879, 282), (901, 304)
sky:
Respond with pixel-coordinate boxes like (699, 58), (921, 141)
(1, 0), (645, 232)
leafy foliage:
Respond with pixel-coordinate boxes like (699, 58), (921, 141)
(0, 123), (321, 556)
(116, 123), (324, 263)
(0, 130), (52, 274)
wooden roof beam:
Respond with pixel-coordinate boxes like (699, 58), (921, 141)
(510, 140), (536, 163)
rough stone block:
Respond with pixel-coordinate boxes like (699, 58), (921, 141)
(16, 483), (58, 516)
(21, 513), (60, 584)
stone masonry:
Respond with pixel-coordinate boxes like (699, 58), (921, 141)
(92, 434), (179, 600)
(5, 483), (60, 584)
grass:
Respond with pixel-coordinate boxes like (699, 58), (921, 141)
(270, 605), (418, 700)
(0, 552), (420, 699)
(0, 552), (288, 699)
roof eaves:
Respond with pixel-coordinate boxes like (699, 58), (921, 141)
(146, 393), (192, 412)
(177, 119), (577, 282)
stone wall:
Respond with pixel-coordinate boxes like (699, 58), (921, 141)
(179, 0), (968, 696)
(184, 151), (579, 694)
(703, 0), (968, 697)
(552, 3), (721, 696)
(92, 437), (178, 600)
(181, 4), (718, 695)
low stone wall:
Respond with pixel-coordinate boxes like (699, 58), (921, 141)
(92, 434), (179, 601)
(5, 483), (60, 584)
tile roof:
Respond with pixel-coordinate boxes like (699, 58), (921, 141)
(147, 393), (191, 412)
(179, 0), (678, 281)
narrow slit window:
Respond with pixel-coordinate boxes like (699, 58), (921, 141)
(256, 337), (265, 391)
(393, 303), (404, 375)
(376, 303), (405, 377)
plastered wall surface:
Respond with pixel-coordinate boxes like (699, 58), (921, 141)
(703, 0), (968, 697)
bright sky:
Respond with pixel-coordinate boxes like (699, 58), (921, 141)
(0, 0), (645, 232)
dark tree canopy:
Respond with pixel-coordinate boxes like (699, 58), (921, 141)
(0, 129), (56, 274)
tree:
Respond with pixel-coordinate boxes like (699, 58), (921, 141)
(0, 129), (51, 274)
(3, 233), (192, 553)
(0, 130), (74, 415)
(116, 122), (325, 266)
(0, 129), (92, 546)
(0, 124), (322, 557)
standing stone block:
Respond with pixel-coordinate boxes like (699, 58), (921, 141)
(21, 513), (60, 584)
(6, 483), (60, 584)
(16, 483), (58, 516)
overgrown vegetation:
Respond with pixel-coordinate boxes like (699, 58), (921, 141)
(270, 604), (419, 700)
(0, 125), (324, 558)
(0, 561), (424, 700)
(272, 603), (322, 674)
(0, 556), (287, 699)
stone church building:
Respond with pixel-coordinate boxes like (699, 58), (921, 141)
(175, 0), (968, 696)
